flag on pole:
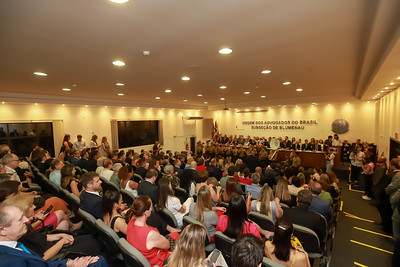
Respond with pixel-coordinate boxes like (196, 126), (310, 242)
(213, 121), (219, 142)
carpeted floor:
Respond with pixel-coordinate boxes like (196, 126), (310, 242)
(330, 172), (394, 267)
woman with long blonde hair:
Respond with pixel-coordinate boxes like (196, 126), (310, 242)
(167, 224), (206, 267)
(251, 184), (283, 222)
(275, 179), (293, 207)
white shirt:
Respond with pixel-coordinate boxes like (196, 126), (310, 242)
(99, 169), (114, 180)
(0, 240), (18, 249)
(74, 140), (87, 150)
(5, 166), (20, 182)
(166, 196), (184, 227)
(85, 190), (101, 197)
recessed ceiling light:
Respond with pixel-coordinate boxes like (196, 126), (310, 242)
(261, 96), (266, 98)
(367, 101), (370, 103)
(204, 102), (208, 104)
(380, 90), (384, 93)
(296, 105), (298, 107)
(347, 102), (349, 104)
(116, 83), (125, 86)
(85, 105), (88, 107)
(1, 102), (4, 104)
(34, 103), (38, 105)
(220, 98), (225, 100)
(105, 106), (108, 108)
(33, 72), (47, 76)
(112, 60), (125, 66)
(218, 48), (232, 54)
(244, 91), (250, 95)
(385, 87), (389, 89)
(377, 93), (380, 95)
(397, 76), (400, 80)
(110, 0), (129, 3)
(311, 102), (318, 105)
(165, 89), (172, 93)
(122, 106), (125, 109)
(197, 94), (203, 97)
(183, 99), (188, 102)
(155, 97), (161, 99)
(282, 81), (291, 85)
(390, 82), (394, 85)
(296, 88), (303, 92)
(62, 88), (71, 91)
(181, 76), (190, 81)
(118, 93), (124, 96)
(220, 86), (227, 89)
(62, 104), (65, 106)
(282, 105), (286, 108)
(261, 70), (271, 74)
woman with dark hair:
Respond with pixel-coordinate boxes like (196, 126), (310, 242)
(167, 224), (207, 267)
(0, 180), (21, 202)
(60, 134), (73, 153)
(157, 178), (191, 228)
(180, 169), (195, 197)
(103, 190), (127, 238)
(216, 195), (271, 239)
(265, 217), (310, 267)
(126, 196), (179, 266)
(61, 164), (82, 197)
(221, 178), (238, 202)
(118, 165), (138, 197)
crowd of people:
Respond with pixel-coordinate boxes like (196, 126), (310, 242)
(0, 131), (399, 266)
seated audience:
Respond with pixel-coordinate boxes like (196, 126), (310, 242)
(167, 224), (206, 267)
(245, 173), (262, 199)
(102, 190), (127, 238)
(49, 158), (64, 186)
(275, 179), (294, 207)
(251, 185), (283, 222)
(238, 168), (252, 185)
(109, 163), (122, 189)
(180, 169), (196, 197)
(80, 172), (103, 219)
(288, 175), (302, 196)
(119, 165), (138, 197)
(195, 170), (221, 204)
(309, 182), (332, 220)
(264, 217), (311, 267)
(283, 189), (326, 244)
(216, 195), (272, 239)
(137, 169), (158, 203)
(232, 234), (264, 267)
(0, 203), (106, 266)
(221, 178), (239, 203)
(126, 196), (179, 266)
(61, 163), (83, 197)
(99, 159), (114, 181)
(162, 164), (180, 189)
(156, 178), (191, 228)
(189, 185), (225, 239)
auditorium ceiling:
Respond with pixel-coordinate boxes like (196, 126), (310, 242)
(0, 0), (399, 110)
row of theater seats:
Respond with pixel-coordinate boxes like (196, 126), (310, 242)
(28, 161), (336, 267)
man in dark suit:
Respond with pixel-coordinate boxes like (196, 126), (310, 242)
(71, 149), (81, 166)
(137, 169), (158, 204)
(135, 157), (148, 178)
(78, 149), (89, 170)
(80, 172), (103, 219)
(86, 149), (99, 172)
(243, 150), (261, 173)
(209, 158), (222, 180)
(0, 204), (106, 266)
(173, 159), (183, 178)
(284, 189), (327, 244)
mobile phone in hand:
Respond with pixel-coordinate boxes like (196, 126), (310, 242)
(43, 205), (53, 215)
(207, 249), (221, 267)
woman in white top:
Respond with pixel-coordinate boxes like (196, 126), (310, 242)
(349, 146), (365, 185)
(251, 184), (283, 223)
(325, 149), (335, 173)
(90, 134), (100, 148)
(156, 177), (192, 228)
(118, 165), (138, 197)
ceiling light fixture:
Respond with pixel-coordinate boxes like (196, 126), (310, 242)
(261, 96), (266, 98)
(220, 86), (227, 89)
(34, 103), (38, 105)
(183, 99), (188, 102)
(218, 48), (232, 54)
(112, 60), (125, 66)
(385, 87), (389, 89)
(380, 90), (384, 93)
(220, 98), (225, 100)
(62, 104), (65, 106)
(282, 82), (291, 85)
(397, 76), (400, 80)
(116, 83), (124, 86)
(204, 102), (208, 104)
(118, 93), (124, 96)
(85, 105), (88, 107)
(296, 88), (303, 92)
(155, 97), (161, 99)
(181, 76), (190, 81)
(62, 88), (71, 91)
(261, 70), (271, 74)
(197, 94), (203, 97)
(311, 102), (318, 105)
(390, 82), (394, 85)
(33, 72), (47, 76)
(1, 102), (4, 104)
(244, 91), (250, 95)
(165, 89), (172, 93)
(110, 0), (129, 3)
